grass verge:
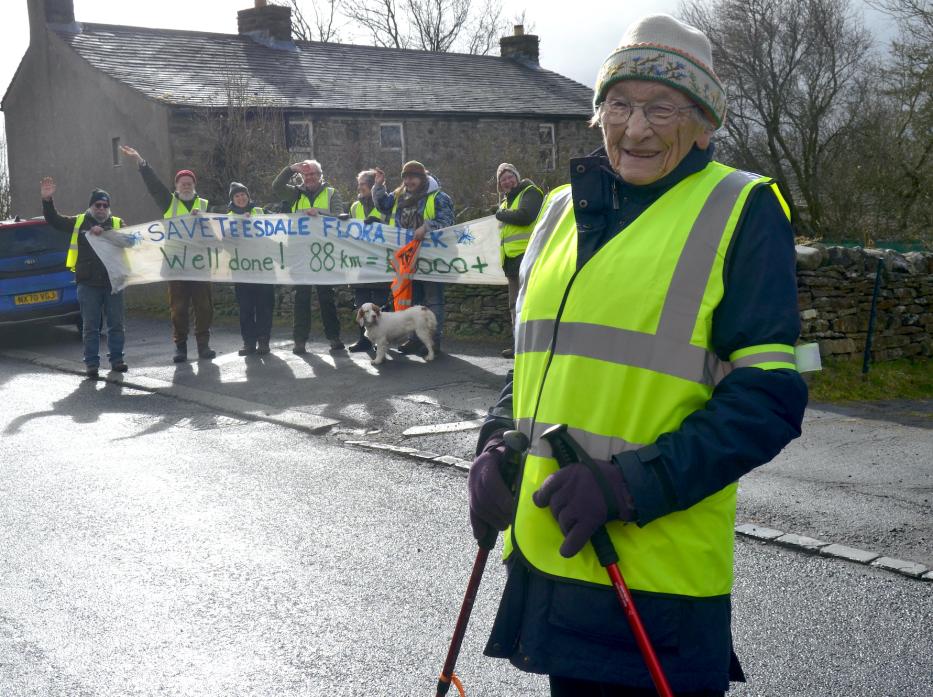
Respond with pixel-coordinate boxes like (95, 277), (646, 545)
(806, 357), (933, 402)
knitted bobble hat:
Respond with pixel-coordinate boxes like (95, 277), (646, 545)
(593, 14), (726, 129)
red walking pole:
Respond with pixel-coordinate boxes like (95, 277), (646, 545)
(435, 430), (529, 697)
(541, 424), (674, 697)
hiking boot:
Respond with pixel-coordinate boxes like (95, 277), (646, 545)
(501, 347), (515, 359)
(85, 365), (99, 379)
(329, 339), (345, 351)
(292, 341), (307, 355)
(256, 338), (271, 355)
(198, 345), (216, 360)
(110, 361), (129, 372)
(238, 343), (257, 357)
(173, 342), (188, 363)
(348, 336), (373, 353)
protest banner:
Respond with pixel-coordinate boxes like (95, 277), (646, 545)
(89, 213), (507, 292)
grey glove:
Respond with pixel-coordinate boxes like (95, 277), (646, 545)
(532, 459), (635, 558)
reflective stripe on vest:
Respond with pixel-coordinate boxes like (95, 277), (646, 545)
(350, 200), (384, 221)
(164, 196), (208, 218)
(499, 183), (542, 263)
(507, 162), (794, 598)
(293, 187), (333, 213)
(67, 214), (123, 271)
(388, 191), (438, 227)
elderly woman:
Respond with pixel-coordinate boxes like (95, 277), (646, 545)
(467, 14), (807, 696)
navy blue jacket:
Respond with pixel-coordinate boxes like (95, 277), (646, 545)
(477, 145), (808, 691)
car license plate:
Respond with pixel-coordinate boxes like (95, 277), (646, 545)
(14, 290), (60, 305)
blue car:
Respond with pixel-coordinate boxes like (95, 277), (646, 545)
(0, 218), (81, 330)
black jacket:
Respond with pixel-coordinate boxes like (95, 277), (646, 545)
(43, 199), (121, 288)
(494, 179), (544, 227)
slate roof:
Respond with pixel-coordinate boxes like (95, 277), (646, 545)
(53, 23), (594, 117)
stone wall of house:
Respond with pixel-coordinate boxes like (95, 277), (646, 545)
(166, 109), (601, 217)
(129, 245), (932, 365)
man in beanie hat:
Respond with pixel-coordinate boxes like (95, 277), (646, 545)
(468, 14), (806, 695)
(371, 161), (455, 355)
(223, 182), (274, 357)
(119, 145), (216, 363)
(494, 162), (543, 359)
(271, 159), (347, 353)
(40, 176), (133, 378)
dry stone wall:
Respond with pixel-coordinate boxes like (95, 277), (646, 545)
(795, 245), (932, 362)
(130, 246), (932, 364)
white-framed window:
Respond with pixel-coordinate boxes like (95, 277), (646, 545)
(379, 122), (404, 152)
(286, 118), (313, 161)
(538, 123), (556, 172)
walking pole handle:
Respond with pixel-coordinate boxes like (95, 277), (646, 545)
(539, 423), (673, 697)
(477, 429), (528, 551)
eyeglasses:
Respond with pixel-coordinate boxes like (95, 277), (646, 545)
(92, 202), (110, 209)
(601, 99), (697, 126)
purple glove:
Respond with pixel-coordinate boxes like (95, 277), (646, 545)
(468, 436), (514, 542)
(532, 459), (635, 558)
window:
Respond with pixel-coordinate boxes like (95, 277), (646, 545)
(286, 118), (313, 161)
(538, 123), (556, 172)
(380, 123), (404, 151)
(111, 137), (121, 166)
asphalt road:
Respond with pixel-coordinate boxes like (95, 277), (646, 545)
(1, 353), (931, 696)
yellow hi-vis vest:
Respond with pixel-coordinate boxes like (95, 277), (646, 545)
(293, 187), (333, 213)
(499, 182), (543, 264)
(388, 191), (438, 227)
(508, 161), (796, 598)
(228, 207), (265, 216)
(349, 199), (384, 221)
(66, 213), (123, 271)
(164, 195), (208, 218)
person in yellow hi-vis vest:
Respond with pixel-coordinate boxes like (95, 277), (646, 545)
(494, 163), (543, 359)
(271, 159), (347, 354)
(40, 177), (133, 379)
(467, 14), (807, 697)
(120, 145), (215, 364)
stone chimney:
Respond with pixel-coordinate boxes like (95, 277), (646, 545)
(237, 0), (292, 42)
(27, 0), (76, 46)
(500, 25), (539, 67)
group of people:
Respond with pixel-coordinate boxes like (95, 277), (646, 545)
(42, 147), (544, 377)
(40, 12), (809, 695)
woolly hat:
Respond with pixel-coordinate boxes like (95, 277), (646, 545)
(593, 14), (726, 129)
(228, 182), (250, 199)
(88, 189), (111, 207)
(401, 161), (427, 178)
(174, 169), (197, 185)
(496, 163), (521, 185)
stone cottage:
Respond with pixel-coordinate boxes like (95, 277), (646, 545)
(3, 0), (600, 223)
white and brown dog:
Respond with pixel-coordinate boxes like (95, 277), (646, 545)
(356, 303), (438, 365)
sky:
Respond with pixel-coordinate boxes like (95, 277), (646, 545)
(0, 0), (896, 151)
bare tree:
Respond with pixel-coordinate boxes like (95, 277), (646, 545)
(339, 0), (408, 48)
(867, 0), (932, 241)
(314, 0), (510, 54)
(0, 133), (11, 220)
(275, 0), (342, 42)
(681, 0), (874, 236)
(189, 74), (289, 208)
